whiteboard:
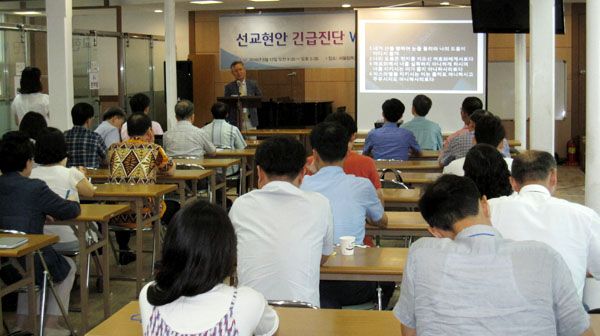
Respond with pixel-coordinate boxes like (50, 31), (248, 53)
(487, 61), (567, 120)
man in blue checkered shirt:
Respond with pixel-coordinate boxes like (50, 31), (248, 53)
(64, 102), (107, 168)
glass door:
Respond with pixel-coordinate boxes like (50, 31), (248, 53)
(124, 37), (152, 118)
(73, 34), (100, 128)
(151, 39), (166, 129)
(0, 29), (27, 134)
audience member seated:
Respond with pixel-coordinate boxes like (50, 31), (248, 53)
(443, 113), (510, 176)
(108, 114), (175, 265)
(395, 174), (591, 335)
(441, 96), (482, 148)
(12, 67), (49, 125)
(301, 122), (393, 309)
(400, 95), (442, 150)
(440, 106), (510, 166)
(202, 102), (247, 175)
(364, 98), (421, 160)
(305, 111), (382, 194)
(30, 127), (96, 252)
(18, 111), (47, 143)
(489, 150), (600, 300)
(140, 200), (278, 336)
(121, 93), (164, 141)
(64, 102), (107, 168)
(164, 99), (216, 158)
(463, 144), (513, 199)
(0, 131), (80, 335)
(94, 106), (126, 148)
(229, 136), (333, 307)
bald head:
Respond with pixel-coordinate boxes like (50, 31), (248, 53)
(511, 150), (557, 192)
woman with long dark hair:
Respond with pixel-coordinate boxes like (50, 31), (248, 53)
(12, 67), (50, 125)
(140, 200), (278, 336)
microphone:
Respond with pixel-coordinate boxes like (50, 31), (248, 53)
(287, 72), (297, 77)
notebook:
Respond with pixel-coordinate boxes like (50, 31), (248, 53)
(0, 237), (29, 249)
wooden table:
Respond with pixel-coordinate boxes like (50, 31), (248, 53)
(245, 139), (263, 148)
(0, 234), (58, 335)
(366, 211), (429, 238)
(85, 301), (402, 336)
(382, 188), (421, 209)
(320, 247), (407, 282)
(376, 160), (442, 173)
(174, 158), (241, 208)
(214, 148), (257, 194)
(86, 169), (215, 206)
(82, 184), (177, 294)
(399, 172), (441, 188)
(53, 204), (130, 332)
(242, 129), (312, 152)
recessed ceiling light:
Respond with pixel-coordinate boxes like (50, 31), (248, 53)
(13, 11), (44, 16)
(190, 0), (223, 4)
(342, 3), (352, 8)
(246, 6), (256, 10)
(154, 9), (163, 13)
(440, 1), (450, 5)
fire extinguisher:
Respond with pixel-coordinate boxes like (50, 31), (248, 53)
(566, 139), (578, 166)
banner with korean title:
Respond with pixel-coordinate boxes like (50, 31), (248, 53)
(219, 12), (355, 70)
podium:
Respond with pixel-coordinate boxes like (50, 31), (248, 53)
(217, 96), (262, 130)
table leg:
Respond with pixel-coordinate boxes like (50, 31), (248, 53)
(79, 222), (89, 332)
(239, 157), (247, 195)
(153, 196), (162, 265)
(191, 179), (198, 203)
(101, 220), (110, 319)
(210, 174), (217, 204)
(220, 172), (227, 208)
(25, 254), (37, 335)
(178, 181), (186, 206)
(135, 199), (144, 295)
(248, 156), (256, 191)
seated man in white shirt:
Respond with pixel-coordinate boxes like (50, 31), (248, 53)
(443, 112), (512, 176)
(395, 174), (592, 336)
(489, 150), (600, 301)
(229, 136), (334, 307)
(163, 100), (216, 158)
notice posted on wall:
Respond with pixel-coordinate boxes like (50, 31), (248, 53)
(359, 20), (484, 94)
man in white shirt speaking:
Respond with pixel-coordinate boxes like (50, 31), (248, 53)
(229, 136), (334, 307)
(489, 150), (600, 300)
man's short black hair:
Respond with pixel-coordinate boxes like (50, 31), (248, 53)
(0, 131), (34, 174)
(310, 122), (350, 163)
(230, 61), (244, 69)
(469, 109), (491, 125)
(174, 100), (194, 120)
(211, 102), (228, 119)
(511, 150), (557, 185)
(127, 113), (152, 137)
(412, 94), (432, 117)
(461, 97), (483, 116)
(382, 98), (404, 122)
(71, 102), (95, 126)
(35, 127), (68, 165)
(102, 107), (126, 121)
(129, 93), (151, 114)
(474, 114), (505, 147)
(255, 136), (306, 180)
(324, 111), (357, 137)
(419, 175), (481, 232)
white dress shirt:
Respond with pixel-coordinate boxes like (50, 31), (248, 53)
(229, 181), (334, 307)
(163, 120), (216, 158)
(443, 157), (513, 176)
(140, 283), (278, 336)
(94, 120), (121, 148)
(489, 184), (600, 299)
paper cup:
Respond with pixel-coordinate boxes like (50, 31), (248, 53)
(339, 236), (356, 256)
